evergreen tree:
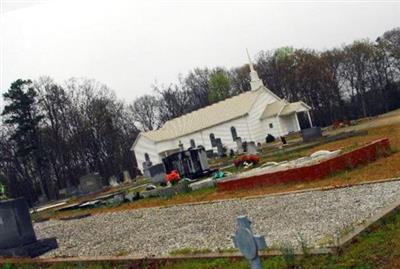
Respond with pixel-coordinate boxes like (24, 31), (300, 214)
(208, 70), (231, 103)
(2, 79), (49, 200)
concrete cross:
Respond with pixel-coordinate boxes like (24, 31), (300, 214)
(232, 215), (267, 269)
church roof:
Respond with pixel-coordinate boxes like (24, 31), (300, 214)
(259, 100), (288, 119)
(140, 88), (265, 142)
(280, 101), (310, 115)
(260, 100), (310, 119)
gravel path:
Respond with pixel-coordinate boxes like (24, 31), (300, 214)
(35, 181), (400, 257)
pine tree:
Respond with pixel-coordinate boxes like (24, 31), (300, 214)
(2, 79), (49, 200)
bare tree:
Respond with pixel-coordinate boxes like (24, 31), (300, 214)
(129, 94), (159, 131)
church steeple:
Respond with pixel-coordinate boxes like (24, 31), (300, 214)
(246, 48), (264, 91)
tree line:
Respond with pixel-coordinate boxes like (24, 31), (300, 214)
(1, 28), (399, 203)
(0, 77), (139, 203)
(132, 27), (400, 129)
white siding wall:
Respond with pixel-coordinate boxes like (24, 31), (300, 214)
(133, 135), (161, 172)
(260, 117), (282, 138)
(279, 114), (300, 134)
(155, 116), (251, 154)
(199, 116), (251, 150)
(158, 132), (205, 152)
(247, 89), (280, 143)
(155, 139), (179, 154)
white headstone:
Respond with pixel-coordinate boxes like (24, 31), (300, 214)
(123, 170), (132, 183)
(109, 176), (119, 187)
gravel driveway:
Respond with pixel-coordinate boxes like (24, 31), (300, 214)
(35, 181), (400, 257)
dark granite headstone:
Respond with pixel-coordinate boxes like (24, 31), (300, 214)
(190, 139), (196, 148)
(215, 138), (225, 157)
(0, 198), (57, 257)
(301, 127), (322, 142)
(148, 163), (166, 184)
(206, 149), (215, 158)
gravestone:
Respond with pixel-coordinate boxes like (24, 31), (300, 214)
(190, 139), (196, 148)
(110, 193), (125, 204)
(247, 142), (258, 155)
(198, 147), (210, 170)
(125, 192), (141, 202)
(163, 147), (214, 180)
(178, 140), (184, 151)
(66, 186), (79, 196)
(123, 170), (132, 184)
(142, 159), (153, 178)
(206, 150), (215, 158)
(236, 137), (244, 154)
(0, 198), (58, 257)
(148, 163), (166, 184)
(215, 138), (225, 157)
(232, 215), (266, 269)
(108, 176), (119, 187)
(58, 188), (68, 198)
(141, 189), (159, 199)
(79, 173), (103, 194)
(301, 127), (322, 142)
(242, 141), (248, 152)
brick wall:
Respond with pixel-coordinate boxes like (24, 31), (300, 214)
(217, 138), (391, 192)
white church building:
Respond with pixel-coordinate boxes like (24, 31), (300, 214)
(132, 53), (313, 172)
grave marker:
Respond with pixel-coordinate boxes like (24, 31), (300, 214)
(247, 141), (258, 155)
(0, 198), (58, 257)
(109, 176), (119, 187)
(236, 137), (244, 154)
(148, 163), (166, 184)
(215, 138), (225, 157)
(232, 215), (266, 269)
(123, 170), (132, 183)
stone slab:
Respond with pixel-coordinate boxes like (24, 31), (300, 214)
(189, 178), (216, 191)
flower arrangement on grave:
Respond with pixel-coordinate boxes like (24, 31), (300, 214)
(165, 170), (181, 185)
(233, 155), (260, 168)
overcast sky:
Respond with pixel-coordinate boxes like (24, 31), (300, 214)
(1, 0), (399, 104)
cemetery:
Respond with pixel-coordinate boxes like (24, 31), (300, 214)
(2, 113), (400, 269)
(18, 118), (396, 220)
(29, 180), (400, 259)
